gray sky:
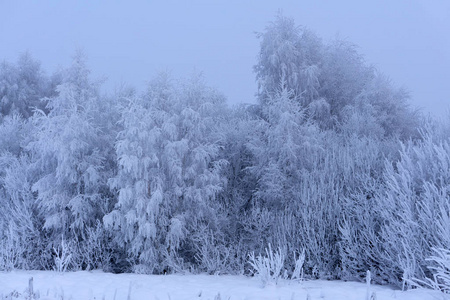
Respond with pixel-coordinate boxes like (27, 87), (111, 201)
(1, 1), (449, 116)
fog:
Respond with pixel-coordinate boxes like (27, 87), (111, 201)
(1, 0), (449, 115)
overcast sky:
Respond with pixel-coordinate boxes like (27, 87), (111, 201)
(1, 1), (449, 116)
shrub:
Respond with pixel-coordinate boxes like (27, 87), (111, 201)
(248, 244), (285, 286)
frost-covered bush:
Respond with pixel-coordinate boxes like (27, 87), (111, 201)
(0, 153), (44, 271)
(411, 248), (450, 294)
(53, 239), (73, 273)
(291, 249), (306, 281)
(425, 248), (450, 293)
(0, 226), (21, 271)
(370, 123), (450, 287)
(248, 244), (285, 286)
(191, 222), (235, 275)
(337, 137), (387, 281)
(69, 221), (113, 271)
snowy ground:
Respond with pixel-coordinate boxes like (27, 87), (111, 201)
(0, 271), (444, 300)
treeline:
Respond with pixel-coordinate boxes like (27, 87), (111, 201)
(0, 15), (449, 288)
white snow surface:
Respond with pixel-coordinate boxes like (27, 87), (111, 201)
(0, 271), (443, 300)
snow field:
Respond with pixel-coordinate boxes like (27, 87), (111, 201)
(0, 271), (443, 300)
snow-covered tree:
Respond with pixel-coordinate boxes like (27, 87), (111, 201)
(0, 53), (57, 118)
(354, 74), (419, 139)
(26, 52), (116, 269)
(252, 79), (318, 209)
(254, 13), (323, 107)
(319, 39), (373, 119)
(105, 72), (228, 273)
